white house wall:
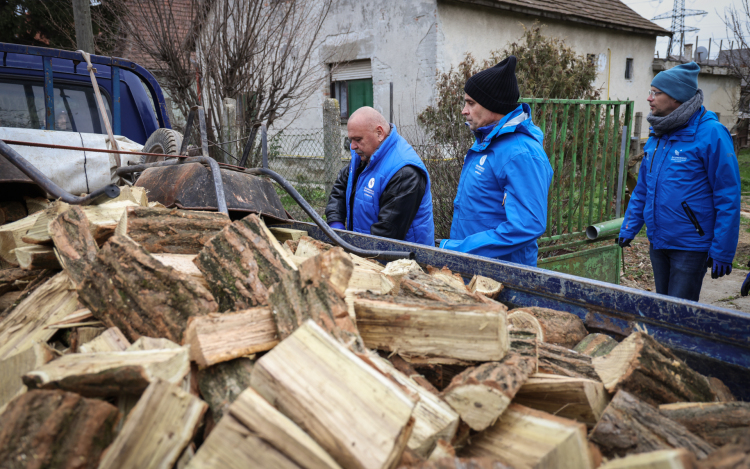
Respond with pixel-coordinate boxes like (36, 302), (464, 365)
(697, 74), (741, 129)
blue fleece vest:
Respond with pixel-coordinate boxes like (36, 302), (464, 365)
(344, 126), (434, 245)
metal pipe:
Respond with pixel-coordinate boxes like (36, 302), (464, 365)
(261, 124), (268, 169)
(586, 217), (624, 240)
(239, 123), (260, 168)
(0, 138), (120, 205)
(245, 167), (413, 261)
(179, 106), (198, 156)
(616, 125), (628, 218)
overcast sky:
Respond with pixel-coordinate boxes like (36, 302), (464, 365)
(621, 0), (741, 58)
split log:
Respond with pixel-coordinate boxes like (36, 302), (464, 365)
(599, 449), (697, 469)
(707, 377), (735, 403)
(388, 354), (442, 394)
(294, 236), (334, 258)
(195, 213), (295, 311)
(0, 210), (42, 265)
(355, 292), (509, 364)
(0, 342), (56, 409)
(468, 275), (503, 299)
(48, 206), (98, 284)
(115, 206), (230, 254)
(589, 390), (715, 460)
(0, 272), (77, 360)
(0, 267), (42, 296)
(184, 307), (278, 368)
(0, 389), (119, 469)
(441, 352), (536, 431)
(508, 306), (587, 348)
(513, 373), (611, 427)
(126, 336), (181, 351)
(539, 341), (601, 381)
(382, 259), (424, 281)
(351, 253), (385, 271)
(151, 253), (207, 288)
(15, 245), (59, 270)
(73, 325), (106, 347)
(460, 403), (594, 469)
(363, 352), (460, 458)
(77, 235), (218, 343)
(97, 185), (148, 206)
(509, 329), (538, 363)
(24, 347), (190, 397)
(78, 327), (130, 353)
(427, 440), (455, 461)
(426, 266), (470, 292)
(396, 271), (493, 304)
(269, 227), (308, 243)
(270, 248), (361, 349)
(0, 200), (27, 225)
(593, 332), (716, 406)
(574, 333), (619, 357)
(0, 290), (22, 311)
(197, 357), (254, 422)
(251, 320), (417, 469)
(98, 379), (207, 469)
(24, 196), (49, 215)
(658, 402), (750, 447)
(20, 202), (68, 245)
(695, 434), (750, 469)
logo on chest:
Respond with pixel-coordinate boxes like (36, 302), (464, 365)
(671, 149), (686, 163)
(474, 155), (487, 175)
(364, 177), (376, 198)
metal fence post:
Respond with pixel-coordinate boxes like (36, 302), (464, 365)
(323, 98), (341, 199)
(222, 97), (237, 164)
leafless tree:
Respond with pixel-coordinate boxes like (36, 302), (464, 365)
(722, 1), (750, 115)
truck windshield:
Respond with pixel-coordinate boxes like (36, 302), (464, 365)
(0, 78), (112, 134)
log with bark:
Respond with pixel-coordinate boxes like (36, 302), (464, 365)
(151, 253), (208, 288)
(197, 357), (255, 423)
(658, 402), (750, 447)
(589, 390), (715, 460)
(598, 449), (697, 469)
(574, 333), (619, 357)
(48, 206), (98, 284)
(0, 267), (41, 296)
(507, 306), (588, 348)
(116, 206), (230, 254)
(395, 270), (493, 304)
(382, 259), (424, 282)
(195, 213), (296, 311)
(441, 352), (536, 431)
(460, 403), (594, 469)
(98, 379), (207, 469)
(538, 341), (600, 381)
(0, 268), (55, 320)
(593, 332), (717, 406)
(251, 320), (417, 469)
(15, 245), (59, 270)
(355, 292), (509, 364)
(77, 235), (218, 343)
(0, 389), (119, 469)
(468, 275), (504, 299)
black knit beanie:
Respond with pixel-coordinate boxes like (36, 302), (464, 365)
(464, 56), (519, 115)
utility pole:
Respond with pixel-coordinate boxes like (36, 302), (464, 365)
(72, 0), (95, 54)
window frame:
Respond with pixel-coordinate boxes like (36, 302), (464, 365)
(624, 58), (634, 80)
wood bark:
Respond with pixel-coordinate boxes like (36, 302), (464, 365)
(195, 213), (295, 311)
(355, 292), (509, 364)
(24, 347), (190, 397)
(15, 245), (59, 270)
(538, 341), (601, 381)
(78, 327), (131, 353)
(0, 200), (27, 225)
(695, 434), (750, 469)
(77, 235), (218, 343)
(270, 248), (360, 349)
(197, 357), (255, 423)
(0, 342), (56, 409)
(658, 402), (750, 447)
(98, 379), (207, 469)
(184, 307), (278, 368)
(460, 403), (594, 469)
(574, 333), (619, 357)
(0, 269), (55, 321)
(441, 352), (536, 431)
(468, 275), (504, 299)
(0, 389), (119, 469)
(48, 206), (98, 284)
(509, 329), (538, 365)
(508, 306), (588, 348)
(513, 373), (611, 427)
(590, 390), (716, 460)
(593, 332), (717, 406)
(116, 206), (230, 254)
(251, 320), (417, 469)
(599, 449), (697, 469)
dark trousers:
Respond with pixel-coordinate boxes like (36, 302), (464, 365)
(649, 246), (708, 302)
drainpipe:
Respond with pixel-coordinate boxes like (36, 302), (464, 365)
(607, 48), (612, 100)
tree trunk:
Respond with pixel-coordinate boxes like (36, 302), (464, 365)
(658, 402), (750, 447)
(589, 390), (715, 460)
(0, 389), (119, 469)
(539, 342), (600, 381)
(77, 235), (218, 343)
(574, 333), (618, 357)
(48, 206), (98, 285)
(195, 214), (295, 311)
(508, 306), (588, 348)
(593, 332), (717, 406)
(197, 357), (255, 423)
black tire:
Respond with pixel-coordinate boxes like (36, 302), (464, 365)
(140, 128), (183, 164)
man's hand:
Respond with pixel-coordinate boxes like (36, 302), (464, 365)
(617, 237), (633, 248)
(742, 272), (750, 297)
(329, 221), (345, 230)
(709, 258), (733, 279)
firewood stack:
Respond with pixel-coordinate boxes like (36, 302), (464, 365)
(0, 191), (747, 469)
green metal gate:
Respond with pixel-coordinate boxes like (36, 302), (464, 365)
(521, 98), (635, 284)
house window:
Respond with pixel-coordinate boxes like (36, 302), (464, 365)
(330, 60), (373, 121)
(625, 58), (634, 80)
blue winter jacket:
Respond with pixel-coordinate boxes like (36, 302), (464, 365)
(620, 107), (740, 263)
(345, 126), (435, 246)
(440, 103), (554, 266)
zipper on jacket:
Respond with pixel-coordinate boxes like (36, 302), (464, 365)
(681, 201), (705, 236)
(649, 135), (662, 173)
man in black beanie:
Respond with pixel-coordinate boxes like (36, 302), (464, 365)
(439, 56), (554, 266)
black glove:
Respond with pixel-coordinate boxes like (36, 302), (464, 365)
(742, 272), (750, 297)
(617, 237), (633, 248)
(707, 257), (733, 279)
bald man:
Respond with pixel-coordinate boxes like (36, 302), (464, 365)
(325, 107), (435, 245)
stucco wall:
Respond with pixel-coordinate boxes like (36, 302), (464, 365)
(436, 1), (658, 138)
(698, 73), (741, 129)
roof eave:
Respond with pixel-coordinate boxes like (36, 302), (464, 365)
(449, 0), (672, 37)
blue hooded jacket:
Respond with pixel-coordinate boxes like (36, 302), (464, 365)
(440, 103), (553, 266)
(345, 125), (435, 246)
(620, 107), (740, 263)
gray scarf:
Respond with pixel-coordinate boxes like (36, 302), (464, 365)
(647, 89), (703, 136)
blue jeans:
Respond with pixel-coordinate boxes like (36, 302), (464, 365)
(649, 246), (708, 302)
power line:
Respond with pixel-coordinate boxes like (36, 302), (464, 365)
(652, 0), (707, 57)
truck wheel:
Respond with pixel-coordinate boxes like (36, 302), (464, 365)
(140, 128), (183, 164)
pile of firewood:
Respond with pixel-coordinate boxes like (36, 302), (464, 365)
(0, 190), (747, 469)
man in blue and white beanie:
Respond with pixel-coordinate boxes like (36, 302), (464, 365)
(618, 62), (740, 302)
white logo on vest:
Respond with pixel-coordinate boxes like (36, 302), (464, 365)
(368, 178), (375, 188)
(480, 155), (487, 165)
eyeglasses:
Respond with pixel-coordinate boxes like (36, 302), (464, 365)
(647, 90), (664, 98)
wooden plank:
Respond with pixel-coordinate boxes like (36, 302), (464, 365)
(79, 327), (130, 353)
(98, 379), (207, 469)
(513, 373), (610, 427)
(0, 342), (56, 409)
(251, 320), (417, 469)
(24, 347), (190, 397)
(184, 308), (278, 368)
(354, 292), (509, 363)
(599, 449), (697, 469)
(658, 402), (750, 447)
